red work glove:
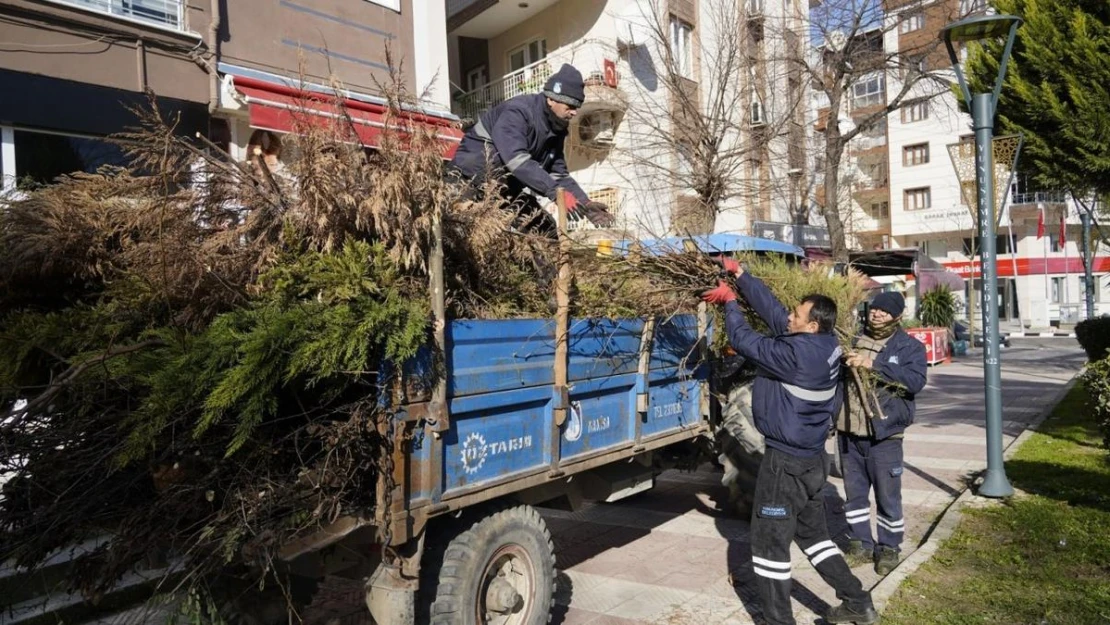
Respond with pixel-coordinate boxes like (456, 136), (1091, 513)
(562, 191), (580, 213)
(718, 256), (742, 276)
(701, 280), (737, 305)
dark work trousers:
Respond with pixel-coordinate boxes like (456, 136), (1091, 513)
(840, 433), (905, 552)
(750, 447), (872, 625)
(444, 158), (558, 238)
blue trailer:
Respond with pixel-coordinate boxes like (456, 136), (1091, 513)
(276, 234), (804, 625)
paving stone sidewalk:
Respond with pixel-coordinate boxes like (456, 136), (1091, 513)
(298, 342), (1083, 624)
(545, 345), (1085, 625)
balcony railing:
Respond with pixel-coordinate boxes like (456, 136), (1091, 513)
(853, 134), (887, 151)
(49, 0), (184, 30)
(1011, 190), (1068, 205)
(453, 42), (620, 121)
(854, 177), (889, 191)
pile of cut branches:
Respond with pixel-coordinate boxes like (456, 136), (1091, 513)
(0, 83), (554, 610)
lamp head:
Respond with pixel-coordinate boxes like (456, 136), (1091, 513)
(941, 14), (1023, 113)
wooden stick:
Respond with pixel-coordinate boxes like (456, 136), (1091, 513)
(428, 201), (449, 436)
(553, 190), (572, 427)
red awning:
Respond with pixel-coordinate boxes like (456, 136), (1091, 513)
(231, 76), (462, 158)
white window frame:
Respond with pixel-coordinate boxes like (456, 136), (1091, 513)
(669, 16), (694, 80)
(366, 0), (401, 11)
(1052, 277), (1064, 304)
(466, 66), (488, 92)
(508, 38), (547, 73)
(45, 0), (186, 31)
(852, 74), (885, 109)
(1, 126), (15, 196)
(900, 12), (925, 34)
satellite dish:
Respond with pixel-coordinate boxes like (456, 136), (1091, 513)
(826, 30), (848, 51)
(614, 1), (655, 49)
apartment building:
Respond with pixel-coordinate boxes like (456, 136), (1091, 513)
(211, 0), (459, 161)
(1, 0), (459, 193)
(881, 0), (1107, 327)
(444, 0), (811, 236)
(0, 0), (212, 191)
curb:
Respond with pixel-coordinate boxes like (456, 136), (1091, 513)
(868, 373), (1082, 613)
(1004, 332), (1076, 338)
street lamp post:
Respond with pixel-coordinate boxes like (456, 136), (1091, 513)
(943, 14), (1023, 498)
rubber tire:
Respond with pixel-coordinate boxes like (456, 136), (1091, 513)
(429, 504), (556, 625)
(716, 381), (765, 519)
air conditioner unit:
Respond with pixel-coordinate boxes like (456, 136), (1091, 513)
(579, 111), (617, 146)
(750, 101), (766, 127)
(747, 0), (765, 18)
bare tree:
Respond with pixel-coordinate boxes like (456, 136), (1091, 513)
(612, 0), (811, 236)
(801, 0), (960, 260)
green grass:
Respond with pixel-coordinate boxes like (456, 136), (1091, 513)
(883, 383), (1110, 625)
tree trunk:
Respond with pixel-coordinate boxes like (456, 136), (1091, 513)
(822, 139), (849, 262)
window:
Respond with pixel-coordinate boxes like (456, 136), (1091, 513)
(861, 161), (886, 185)
(1052, 277), (1064, 304)
(1049, 233), (1065, 253)
(902, 100), (929, 123)
(960, 0), (988, 15)
(366, 0), (401, 10)
(852, 74), (885, 109)
(12, 128), (131, 189)
(509, 39), (547, 72)
(921, 239), (948, 258)
(902, 54), (927, 79)
(905, 186), (931, 211)
(0, 127), (13, 194)
(51, 0), (184, 29)
(1081, 277), (1102, 303)
(466, 66), (488, 91)
(903, 143), (930, 166)
(669, 17), (694, 79)
(900, 12), (925, 34)
(867, 201), (889, 219)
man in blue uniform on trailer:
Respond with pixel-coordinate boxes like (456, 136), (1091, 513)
(839, 291), (927, 575)
(447, 64), (615, 235)
(703, 259), (878, 625)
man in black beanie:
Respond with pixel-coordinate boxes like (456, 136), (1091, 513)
(447, 63), (615, 235)
(838, 291), (927, 576)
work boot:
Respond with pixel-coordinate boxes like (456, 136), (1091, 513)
(826, 602), (880, 624)
(844, 540), (872, 568)
(874, 545), (900, 576)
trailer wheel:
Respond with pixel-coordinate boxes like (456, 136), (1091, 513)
(429, 504), (555, 625)
(717, 381), (764, 519)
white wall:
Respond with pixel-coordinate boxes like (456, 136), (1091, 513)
(414, 0), (452, 110)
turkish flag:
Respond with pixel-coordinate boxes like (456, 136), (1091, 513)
(1060, 213), (1067, 244)
(1037, 208), (1045, 239)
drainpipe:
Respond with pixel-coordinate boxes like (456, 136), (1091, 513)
(136, 39), (147, 91)
(208, 0), (221, 113)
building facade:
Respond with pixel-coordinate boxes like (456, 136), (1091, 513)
(880, 0), (1108, 327)
(444, 0), (811, 236)
(1, 0), (458, 193)
(0, 0), (212, 191)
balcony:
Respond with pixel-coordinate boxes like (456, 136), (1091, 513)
(448, 0), (560, 38)
(852, 133), (887, 153)
(452, 42), (627, 122)
(855, 216), (891, 235)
